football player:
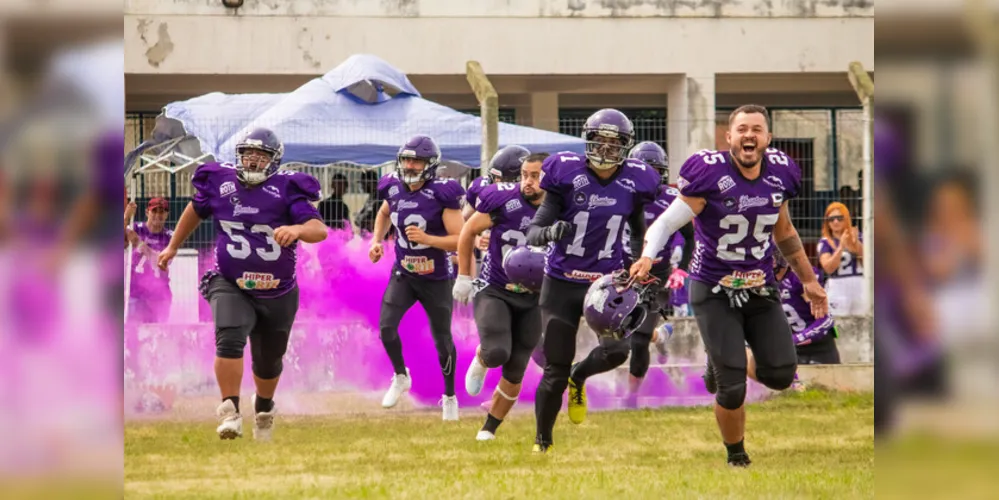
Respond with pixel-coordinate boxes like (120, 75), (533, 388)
(454, 151), (549, 441)
(368, 135), (465, 421)
(773, 250), (840, 365)
(632, 105), (828, 467)
(526, 109), (660, 453)
(462, 146), (528, 220)
(157, 127), (329, 440)
(621, 142), (694, 406)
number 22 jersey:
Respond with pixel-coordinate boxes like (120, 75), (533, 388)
(677, 149), (801, 289)
(192, 162), (322, 298)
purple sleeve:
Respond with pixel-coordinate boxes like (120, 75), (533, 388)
(434, 179), (465, 210)
(766, 149), (802, 200)
(677, 153), (714, 199)
(817, 238), (834, 256)
(377, 174), (396, 200)
(474, 184), (505, 214)
(793, 316), (836, 346)
(539, 154), (568, 197)
(287, 172), (323, 225)
(191, 163), (217, 219)
(465, 178), (484, 206)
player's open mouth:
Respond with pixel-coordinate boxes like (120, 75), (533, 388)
(741, 143), (756, 154)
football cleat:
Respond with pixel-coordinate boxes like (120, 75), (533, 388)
(567, 367), (588, 424)
(728, 452), (752, 468)
(465, 347), (488, 396)
(382, 368), (412, 408)
(251, 395), (276, 442)
(476, 430), (496, 441)
(532, 442), (553, 454)
(440, 395), (459, 421)
(215, 399), (242, 440)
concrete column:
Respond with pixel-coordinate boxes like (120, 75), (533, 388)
(667, 74), (716, 183)
(529, 92), (560, 132)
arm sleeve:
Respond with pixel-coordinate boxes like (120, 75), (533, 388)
(628, 205), (646, 260)
(677, 222), (695, 270)
(527, 191), (564, 246)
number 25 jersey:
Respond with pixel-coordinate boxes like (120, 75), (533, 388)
(678, 149), (801, 289)
(192, 162), (322, 298)
(540, 153), (660, 283)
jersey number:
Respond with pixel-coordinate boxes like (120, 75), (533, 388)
(220, 221), (282, 261)
(716, 214), (779, 262)
(500, 230), (527, 259)
(566, 211), (623, 260)
(133, 253), (162, 278)
(839, 251), (854, 275)
(391, 212), (430, 250)
(782, 303), (807, 333)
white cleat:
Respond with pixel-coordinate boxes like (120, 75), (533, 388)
(476, 430), (496, 441)
(465, 348), (488, 396)
(215, 399), (243, 440)
(440, 395), (459, 421)
(251, 395), (276, 442)
(382, 368), (412, 408)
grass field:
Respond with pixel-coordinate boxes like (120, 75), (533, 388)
(125, 389), (873, 499)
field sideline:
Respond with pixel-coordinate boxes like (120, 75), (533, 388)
(125, 390), (873, 499)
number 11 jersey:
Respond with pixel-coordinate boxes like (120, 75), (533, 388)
(540, 153), (660, 283)
(192, 162), (322, 298)
(677, 149), (802, 289)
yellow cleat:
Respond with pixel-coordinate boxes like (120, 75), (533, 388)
(532, 443), (553, 454)
(567, 378), (588, 424)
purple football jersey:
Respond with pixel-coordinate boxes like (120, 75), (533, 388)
(379, 174), (465, 281)
(540, 153), (660, 283)
(192, 162), (322, 298)
(817, 234), (864, 278)
(779, 269), (835, 344)
(129, 222), (174, 298)
(475, 182), (539, 291)
(466, 177), (490, 209)
(678, 149), (802, 289)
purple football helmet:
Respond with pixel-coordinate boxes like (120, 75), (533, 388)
(488, 145), (531, 182)
(502, 245), (546, 293)
(397, 135), (441, 184)
(235, 127), (284, 185)
(629, 141), (669, 183)
(582, 109), (635, 170)
(583, 270), (648, 340)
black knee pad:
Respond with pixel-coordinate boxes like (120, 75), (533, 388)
(756, 364), (797, 391)
(252, 357), (283, 380)
(539, 362), (570, 395)
(603, 339), (630, 367)
(480, 345), (512, 369)
(716, 380), (747, 410)
(501, 345), (535, 385)
(215, 327), (246, 359)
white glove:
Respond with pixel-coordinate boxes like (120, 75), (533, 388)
(453, 275), (475, 305)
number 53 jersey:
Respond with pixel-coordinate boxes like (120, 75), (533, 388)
(192, 162), (322, 298)
(540, 153), (660, 283)
(677, 149), (802, 289)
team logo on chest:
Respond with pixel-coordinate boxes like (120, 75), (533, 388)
(397, 200), (420, 210)
(263, 185), (281, 198)
(737, 195), (769, 213)
(763, 175), (785, 190)
(587, 195), (617, 210)
(616, 178), (637, 193)
(420, 189), (436, 200)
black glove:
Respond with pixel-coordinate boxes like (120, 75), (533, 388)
(544, 220), (571, 243)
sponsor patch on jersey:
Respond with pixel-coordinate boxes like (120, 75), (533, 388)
(717, 175), (736, 193)
(737, 195), (769, 213)
(566, 270), (604, 282)
(719, 269), (767, 289)
(677, 176), (689, 190)
(574, 192), (587, 205)
(402, 255), (435, 275)
(763, 175), (785, 190)
(505, 283), (531, 294)
(505, 198), (523, 212)
(264, 185), (281, 198)
(220, 181), (236, 197)
(420, 189), (436, 199)
(615, 179), (637, 193)
(389, 186), (400, 198)
(237, 272), (281, 291)
(572, 174), (590, 190)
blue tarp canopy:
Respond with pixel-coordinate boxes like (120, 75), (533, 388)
(160, 54), (584, 168)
